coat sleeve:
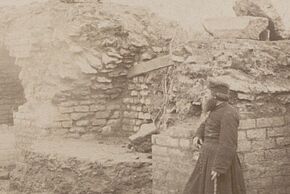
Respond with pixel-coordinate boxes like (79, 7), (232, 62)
(212, 110), (239, 174)
(194, 121), (205, 140)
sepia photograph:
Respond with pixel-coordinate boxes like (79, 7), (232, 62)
(0, 0), (289, 193)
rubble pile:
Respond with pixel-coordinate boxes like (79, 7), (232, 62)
(163, 39), (290, 121)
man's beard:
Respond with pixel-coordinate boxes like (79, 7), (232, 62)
(203, 97), (217, 113)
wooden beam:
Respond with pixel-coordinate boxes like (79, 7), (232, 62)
(127, 55), (173, 78)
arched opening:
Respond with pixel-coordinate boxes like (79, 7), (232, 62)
(0, 47), (25, 125)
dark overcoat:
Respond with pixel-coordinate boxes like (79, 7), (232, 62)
(183, 102), (246, 194)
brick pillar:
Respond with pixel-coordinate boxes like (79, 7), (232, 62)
(152, 129), (198, 194)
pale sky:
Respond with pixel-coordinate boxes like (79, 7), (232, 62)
(0, 0), (46, 6)
(110, 0), (236, 31)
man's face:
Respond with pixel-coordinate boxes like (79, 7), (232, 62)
(202, 89), (217, 113)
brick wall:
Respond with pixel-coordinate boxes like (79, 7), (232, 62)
(122, 75), (152, 132)
(152, 115), (290, 194)
(0, 1), (172, 139)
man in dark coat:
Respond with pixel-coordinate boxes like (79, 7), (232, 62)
(183, 78), (246, 194)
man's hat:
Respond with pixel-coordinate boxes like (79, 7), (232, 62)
(207, 78), (230, 101)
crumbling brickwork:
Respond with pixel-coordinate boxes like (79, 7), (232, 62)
(152, 115), (290, 194)
(0, 0), (174, 142)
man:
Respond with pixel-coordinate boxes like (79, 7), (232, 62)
(183, 78), (246, 194)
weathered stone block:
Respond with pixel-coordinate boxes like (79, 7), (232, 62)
(267, 127), (288, 137)
(131, 90), (138, 96)
(152, 145), (168, 156)
(107, 104), (120, 110)
(75, 120), (90, 126)
(124, 111), (138, 119)
(167, 148), (185, 158)
(73, 106), (89, 112)
(276, 137), (290, 146)
(239, 119), (256, 129)
(140, 90), (149, 96)
(59, 107), (74, 114)
(96, 77), (111, 83)
(284, 114), (290, 124)
(61, 121), (73, 128)
(91, 119), (107, 126)
(271, 116), (285, 127)
(110, 111), (120, 119)
(95, 111), (111, 119)
(244, 151), (265, 165)
(155, 135), (179, 147)
(89, 105), (106, 112)
(79, 100), (94, 105)
(246, 176), (273, 190)
(264, 149), (287, 160)
(238, 130), (247, 140)
(251, 139), (276, 150)
(71, 112), (89, 120)
(247, 128), (267, 139)
(55, 114), (71, 121)
(203, 16), (269, 40)
(107, 119), (119, 126)
(256, 116), (284, 128)
(138, 112), (151, 120)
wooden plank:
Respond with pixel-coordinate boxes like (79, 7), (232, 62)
(127, 55), (172, 78)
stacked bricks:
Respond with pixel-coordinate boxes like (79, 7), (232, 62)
(122, 75), (152, 132)
(54, 97), (122, 137)
(152, 115), (290, 194)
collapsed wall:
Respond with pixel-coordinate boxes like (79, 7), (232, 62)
(0, 1), (175, 193)
(0, 0), (174, 142)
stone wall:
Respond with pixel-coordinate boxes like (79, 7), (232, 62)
(152, 115), (290, 194)
(147, 39), (290, 194)
(0, 1), (174, 142)
(122, 75), (151, 132)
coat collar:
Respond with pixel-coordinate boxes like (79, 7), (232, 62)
(212, 101), (228, 112)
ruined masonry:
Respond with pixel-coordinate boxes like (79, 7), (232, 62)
(0, 0), (288, 194)
(0, 0), (174, 193)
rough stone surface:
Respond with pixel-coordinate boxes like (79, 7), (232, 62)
(203, 16), (269, 40)
(0, 0), (174, 137)
(163, 39), (290, 120)
(234, 0), (290, 40)
(10, 137), (152, 194)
